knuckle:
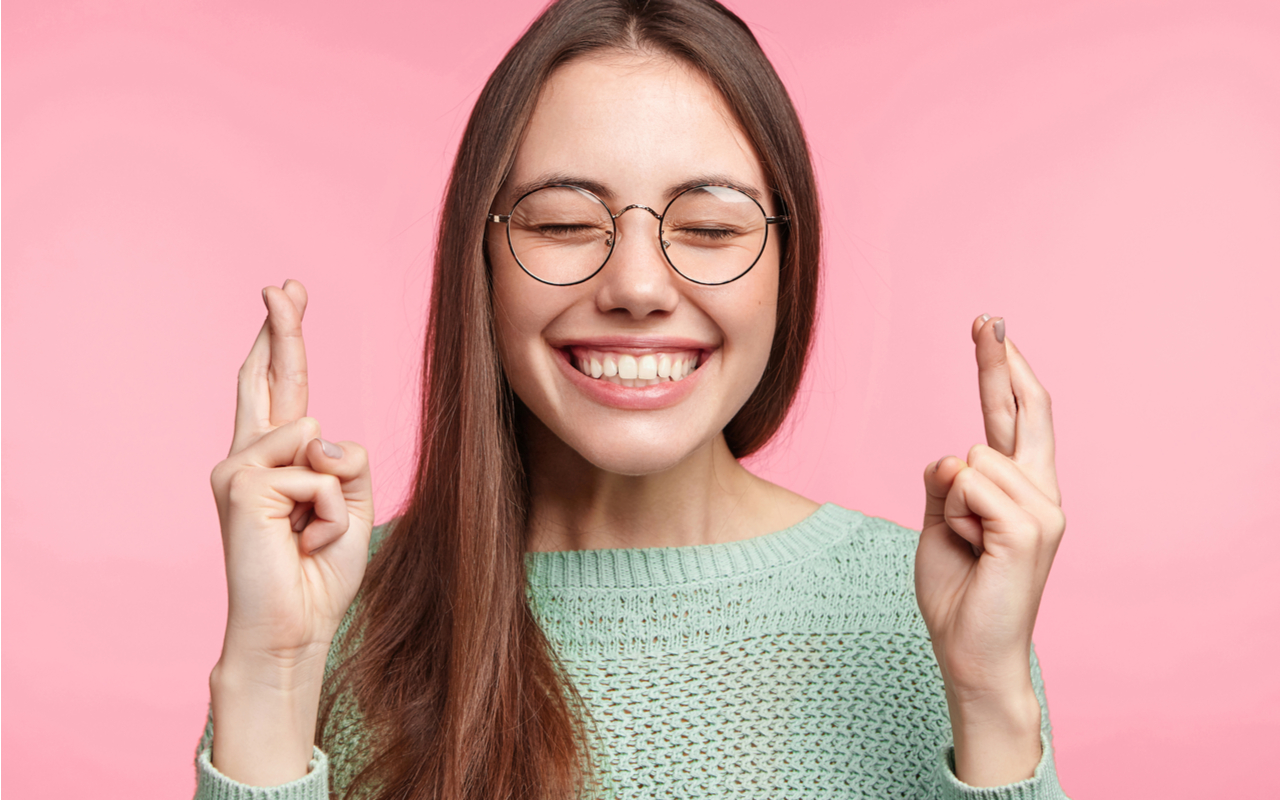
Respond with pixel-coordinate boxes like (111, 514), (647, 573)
(322, 473), (343, 496)
(979, 395), (1017, 419)
(967, 443), (993, 466)
(237, 359), (266, 384)
(344, 441), (370, 467)
(209, 461), (231, 490)
(225, 468), (259, 501)
(1025, 382), (1051, 409)
(269, 367), (309, 389)
(295, 416), (321, 439)
(1047, 506), (1067, 536)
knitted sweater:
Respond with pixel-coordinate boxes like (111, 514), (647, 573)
(194, 503), (1069, 799)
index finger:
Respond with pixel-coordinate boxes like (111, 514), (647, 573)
(973, 314), (1016, 456)
(265, 280), (309, 427)
(231, 316), (271, 455)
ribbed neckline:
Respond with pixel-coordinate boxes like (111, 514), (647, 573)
(524, 502), (862, 589)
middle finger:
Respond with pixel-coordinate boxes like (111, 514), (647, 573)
(265, 280), (309, 427)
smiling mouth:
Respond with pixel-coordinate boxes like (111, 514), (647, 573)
(565, 346), (703, 388)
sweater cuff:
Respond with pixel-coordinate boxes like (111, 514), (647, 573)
(194, 745), (329, 800)
(937, 732), (1068, 799)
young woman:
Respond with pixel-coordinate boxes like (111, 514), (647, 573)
(197, 1), (1069, 798)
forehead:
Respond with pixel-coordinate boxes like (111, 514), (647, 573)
(506, 52), (767, 204)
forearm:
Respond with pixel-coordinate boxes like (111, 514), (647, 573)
(946, 680), (1043, 787)
(208, 653), (327, 786)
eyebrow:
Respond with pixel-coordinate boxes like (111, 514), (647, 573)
(505, 173), (765, 205)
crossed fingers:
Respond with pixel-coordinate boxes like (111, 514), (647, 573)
(924, 315), (1064, 556)
(231, 280), (309, 456)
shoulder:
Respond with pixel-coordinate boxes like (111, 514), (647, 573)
(807, 502), (921, 562)
(795, 503), (926, 625)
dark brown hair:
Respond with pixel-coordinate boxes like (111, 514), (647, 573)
(319, 1), (821, 798)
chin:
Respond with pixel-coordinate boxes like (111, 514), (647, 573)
(566, 431), (704, 477)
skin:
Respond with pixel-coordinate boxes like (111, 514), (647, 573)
(207, 51), (1065, 790)
(489, 53), (817, 552)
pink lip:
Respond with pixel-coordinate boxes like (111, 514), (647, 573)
(553, 345), (711, 411)
(549, 335), (716, 354)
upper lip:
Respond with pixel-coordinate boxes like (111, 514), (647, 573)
(550, 335), (717, 353)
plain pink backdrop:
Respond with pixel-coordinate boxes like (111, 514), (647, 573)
(4, 0), (1279, 796)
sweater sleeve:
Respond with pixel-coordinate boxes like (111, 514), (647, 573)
(192, 703), (331, 800)
(934, 643), (1070, 799)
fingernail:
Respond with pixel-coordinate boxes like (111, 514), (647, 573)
(981, 313), (990, 322)
(994, 318), (1005, 343)
(319, 438), (343, 459)
(934, 455), (948, 473)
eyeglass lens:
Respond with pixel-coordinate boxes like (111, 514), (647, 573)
(506, 185), (768, 285)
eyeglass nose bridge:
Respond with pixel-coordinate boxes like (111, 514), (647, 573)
(612, 204), (661, 221)
(607, 204), (670, 250)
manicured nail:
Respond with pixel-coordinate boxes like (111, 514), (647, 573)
(981, 313), (990, 322)
(319, 438), (343, 459)
(994, 318), (1005, 343)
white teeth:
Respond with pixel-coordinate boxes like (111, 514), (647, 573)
(618, 354), (638, 379)
(569, 348), (702, 386)
(638, 355), (657, 380)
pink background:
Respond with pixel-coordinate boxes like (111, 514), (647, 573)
(4, 0), (1279, 796)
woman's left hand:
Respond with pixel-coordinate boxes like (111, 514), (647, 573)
(915, 314), (1066, 787)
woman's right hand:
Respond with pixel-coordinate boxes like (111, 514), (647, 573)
(207, 279), (374, 785)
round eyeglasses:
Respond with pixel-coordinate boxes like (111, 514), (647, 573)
(485, 184), (788, 286)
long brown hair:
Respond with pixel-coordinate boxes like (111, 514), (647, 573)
(318, 1), (821, 798)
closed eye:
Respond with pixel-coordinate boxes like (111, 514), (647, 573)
(676, 227), (738, 241)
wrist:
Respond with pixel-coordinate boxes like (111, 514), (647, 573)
(210, 654), (326, 702)
(947, 685), (1043, 787)
(208, 657), (327, 786)
(215, 628), (333, 686)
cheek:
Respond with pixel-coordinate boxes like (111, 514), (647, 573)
(745, 252), (780, 356)
(489, 238), (539, 384)
(488, 237), (574, 404)
(713, 257), (779, 401)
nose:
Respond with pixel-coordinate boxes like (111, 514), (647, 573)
(594, 206), (681, 319)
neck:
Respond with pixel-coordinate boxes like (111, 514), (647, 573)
(521, 413), (819, 553)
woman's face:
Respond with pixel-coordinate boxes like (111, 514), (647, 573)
(489, 53), (780, 476)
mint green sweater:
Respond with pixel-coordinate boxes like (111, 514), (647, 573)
(195, 504), (1069, 799)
